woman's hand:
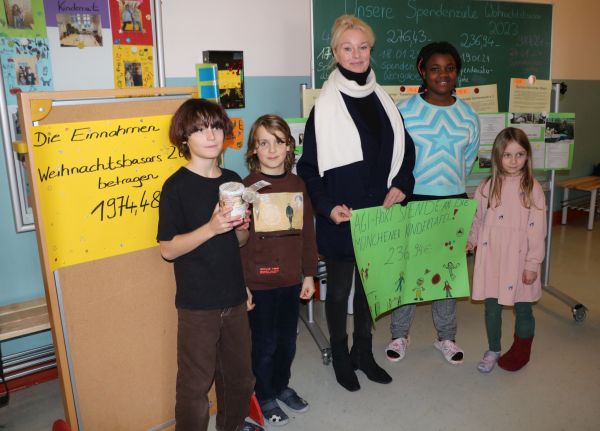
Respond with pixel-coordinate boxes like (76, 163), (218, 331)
(330, 204), (352, 224)
(383, 187), (407, 208)
(300, 277), (316, 300)
(522, 270), (538, 285)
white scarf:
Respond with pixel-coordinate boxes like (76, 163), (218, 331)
(314, 68), (405, 187)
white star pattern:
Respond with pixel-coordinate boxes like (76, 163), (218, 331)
(400, 95), (480, 194)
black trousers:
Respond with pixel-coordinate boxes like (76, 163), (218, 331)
(248, 285), (301, 403)
(325, 259), (372, 343)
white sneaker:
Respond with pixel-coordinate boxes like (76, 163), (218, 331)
(477, 350), (501, 373)
(385, 336), (410, 362)
(433, 339), (464, 364)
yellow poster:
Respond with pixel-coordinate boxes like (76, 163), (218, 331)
(508, 77), (552, 113)
(113, 44), (154, 88)
(32, 115), (185, 270)
(382, 84), (420, 105)
(456, 84), (499, 113)
(225, 117), (244, 150)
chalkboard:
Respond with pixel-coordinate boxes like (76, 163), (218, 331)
(312, 0), (552, 111)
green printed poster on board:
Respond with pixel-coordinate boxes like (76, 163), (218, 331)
(350, 199), (477, 321)
(0, 0), (48, 37)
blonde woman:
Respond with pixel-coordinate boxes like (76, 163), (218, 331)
(297, 15), (415, 392)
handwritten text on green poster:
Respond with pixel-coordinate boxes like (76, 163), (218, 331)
(350, 199), (477, 320)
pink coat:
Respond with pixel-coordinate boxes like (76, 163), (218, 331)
(468, 175), (546, 305)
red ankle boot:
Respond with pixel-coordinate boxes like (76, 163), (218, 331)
(498, 335), (533, 371)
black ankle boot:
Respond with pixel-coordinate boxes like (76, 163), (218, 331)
(350, 334), (392, 384)
(330, 337), (360, 392)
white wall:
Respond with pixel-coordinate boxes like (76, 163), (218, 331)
(48, 28), (115, 90)
(161, 0), (312, 77)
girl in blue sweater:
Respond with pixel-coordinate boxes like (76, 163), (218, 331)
(386, 42), (480, 366)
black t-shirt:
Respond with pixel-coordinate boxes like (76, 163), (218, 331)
(157, 167), (246, 309)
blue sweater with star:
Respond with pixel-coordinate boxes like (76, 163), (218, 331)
(399, 94), (480, 196)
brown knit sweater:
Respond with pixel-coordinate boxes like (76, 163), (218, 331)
(240, 171), (318, 290)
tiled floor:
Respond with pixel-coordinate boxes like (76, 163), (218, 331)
(2, 218), (599, 430)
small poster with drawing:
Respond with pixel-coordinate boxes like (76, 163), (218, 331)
(109, 0), (153, 46)
(0, 37), (53, 104)
(112, 44), (153, 88)
(253, 192), (304, 233)
(350, 199), (477, 320)
(0, 0), (47, 36)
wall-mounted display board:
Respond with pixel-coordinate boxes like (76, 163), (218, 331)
(18, 86), (199, 431)
(473, 111), (575, 173)
(311, 0), (552, 111)
(1, 0), (159, 232)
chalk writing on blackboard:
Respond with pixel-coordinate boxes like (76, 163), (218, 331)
(312, 0), (552, 111)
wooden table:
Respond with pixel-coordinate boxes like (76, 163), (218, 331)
(557, 176), (600, 230)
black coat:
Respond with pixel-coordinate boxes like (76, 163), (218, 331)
(297, 92), (415, 260)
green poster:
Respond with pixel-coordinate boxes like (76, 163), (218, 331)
(544, 112), (575, 170)
(350, 199), (477, 320)
(0, 0), (48, 37)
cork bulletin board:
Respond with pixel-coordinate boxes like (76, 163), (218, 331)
(18, 86), (198, 431)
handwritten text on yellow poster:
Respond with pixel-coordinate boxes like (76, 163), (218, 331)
(32, 115), (186, 270)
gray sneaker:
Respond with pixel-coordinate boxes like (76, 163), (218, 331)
(241, 420), (264, 431)
(260, 399), (289, 426)
(276, 387), (309, 413)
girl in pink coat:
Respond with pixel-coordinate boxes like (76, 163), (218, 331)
(467, 127), (546, 373)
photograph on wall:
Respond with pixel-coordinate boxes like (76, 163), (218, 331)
(4, 0), (32, 29)
(509, 112), (546, 139)
(112, 44), (153, 88)
(0, 37), (53, 104)
(477, 147), (492, 169)
(15, 55), (38, 83)
(544, 113), (575, 170)
(0, 0), (47, 36)
(57, 13), (102, 47)
(109, 0), (153, 46)
(123, 61), (142, 86)
(545, 114), (574, 142)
